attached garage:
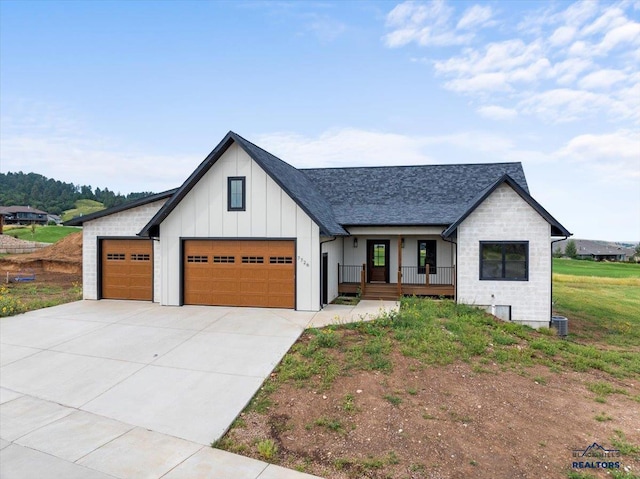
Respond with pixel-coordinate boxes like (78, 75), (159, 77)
(101, 239), (153, 301)
(183, 239), (295, 308)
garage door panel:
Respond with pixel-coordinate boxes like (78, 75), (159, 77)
(184, 240), (294, 308)
(102, 239), (153, 301)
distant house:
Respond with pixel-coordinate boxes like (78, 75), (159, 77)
(67, 131), (571, 329)
(0, 206), (49, 226)
(557, 239), (634, 262)
(47, 214), (62, 225)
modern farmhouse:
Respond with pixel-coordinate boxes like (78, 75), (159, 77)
(67, 131), (571, 328)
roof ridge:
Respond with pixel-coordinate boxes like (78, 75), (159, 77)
(300, 161), (523, 171)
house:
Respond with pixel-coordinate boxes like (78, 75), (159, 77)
(0, 206), (49, 226)
(557, 239), (635, 262)
(66, 131), (571, 328)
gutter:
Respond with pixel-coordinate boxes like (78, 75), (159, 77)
(550, 235), (570, 326)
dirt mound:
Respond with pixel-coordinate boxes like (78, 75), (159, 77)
(0, 232), (82, 274)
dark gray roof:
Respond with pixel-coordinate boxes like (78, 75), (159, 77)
(64, 189), (177, 226)
(441, 174), (571, 238)
(0, 205), (48, 215)
(140, 132), (347, 237)
(301, 163), (529, 227)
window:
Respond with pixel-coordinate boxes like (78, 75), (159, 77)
(187, 255), (208, 263)
(106, 253), (125, 261)
(131, 254), (150, 261)
(418, 240), (436, 274)
(213, 256), (235, 263)
(270, 256), (293, 264)
(373, 244), (386, 266)
(228, 177), (246, 211)
(242, 256), (264, 263)
(480, 242), (528, 281)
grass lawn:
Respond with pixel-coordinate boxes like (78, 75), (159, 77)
(553, 258), (640, 279)
(553, 259), (640, 348)
(3, 225), (81, 243)
(62, 199), (105, 222)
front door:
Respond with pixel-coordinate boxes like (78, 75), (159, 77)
(367, 240), (390, 283)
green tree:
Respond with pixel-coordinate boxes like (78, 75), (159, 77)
(565, 239), (577, 259)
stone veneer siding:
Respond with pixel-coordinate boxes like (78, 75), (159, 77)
(456, 184), (552, 328)
(81, 200), (167, 301)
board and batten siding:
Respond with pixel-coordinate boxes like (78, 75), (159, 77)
(321, 236), (342, 304)
(160, 143), (320, 310)
(456, 183), (552, 327)
(81, 199), (167, 301)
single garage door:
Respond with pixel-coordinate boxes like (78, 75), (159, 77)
(184, 240), (295, 308)
(101, 239), (153, 301)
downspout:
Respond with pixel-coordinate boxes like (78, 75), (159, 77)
(319, 236), (337, 310)
(550, 235), (569, 326)
(442, 233), (457, 302)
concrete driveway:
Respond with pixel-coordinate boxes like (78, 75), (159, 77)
(0, 300), (323, 479)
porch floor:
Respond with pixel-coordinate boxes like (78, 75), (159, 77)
(339, 282), (454, 300)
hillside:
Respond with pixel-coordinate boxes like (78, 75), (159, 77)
(0, 171), (155, 215)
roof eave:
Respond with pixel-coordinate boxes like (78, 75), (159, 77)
(64, 189), (178, 227)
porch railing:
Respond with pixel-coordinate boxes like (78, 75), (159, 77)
(400, 266), (455, 285)
(338, 264), (455, 286)
(338, 264), (363, 283)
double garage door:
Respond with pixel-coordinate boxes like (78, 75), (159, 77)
(184, 240), (295, 308)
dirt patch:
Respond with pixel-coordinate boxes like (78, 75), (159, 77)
(222, 353), (639, 478)
(0, 232), (82, 274)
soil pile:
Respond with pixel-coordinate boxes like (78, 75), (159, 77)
(0, 232), (82, 274)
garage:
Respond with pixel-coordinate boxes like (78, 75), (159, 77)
(101, 239), (153, 300)
(183, 239), (295, 308)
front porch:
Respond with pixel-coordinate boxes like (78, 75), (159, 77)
(338, 264), (455, 300)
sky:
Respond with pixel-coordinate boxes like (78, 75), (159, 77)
(1, 0), (639, 241)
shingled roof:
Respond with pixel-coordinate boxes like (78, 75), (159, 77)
(137, 132), (569, 239)
(301, 162), (529, 226)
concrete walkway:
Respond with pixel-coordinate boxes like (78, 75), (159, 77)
(0, 300), (398, 479)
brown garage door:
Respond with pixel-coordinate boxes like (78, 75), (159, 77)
(101, 239), (153, 300)
(184, 240), (295, 308)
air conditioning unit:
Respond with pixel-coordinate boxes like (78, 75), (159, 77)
(551, 316), (568, 337)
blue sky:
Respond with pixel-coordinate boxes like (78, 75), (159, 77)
(1, 0), (639, 241)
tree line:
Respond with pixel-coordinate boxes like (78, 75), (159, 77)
(0, 171), (155, 215)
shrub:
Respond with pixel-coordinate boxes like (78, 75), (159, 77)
(0, 285), (25, 317)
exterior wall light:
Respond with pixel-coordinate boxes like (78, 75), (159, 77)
(353, 237), (358, 248)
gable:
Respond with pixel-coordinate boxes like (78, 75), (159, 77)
(140, 131), (346, 237)
(159, 143), (312, 238)
(442, 175), (570, 238)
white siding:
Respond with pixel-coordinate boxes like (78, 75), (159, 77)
(160, 143), (321, 310)
(321, 237), (343, 304)
(456, 184), (552, 328)
(81, 200), (168, 301)
(342, 229), (452, 284)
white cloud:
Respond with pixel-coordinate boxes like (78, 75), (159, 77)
(578, 69), (628, 90)
(549, 25), (577, 46)
(554, 129), (640, 180)
(456, 5), (493, 30)
(383, 0), (479, 47)
(386, 0), (640, 124)
(477, 105), (518, 120)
